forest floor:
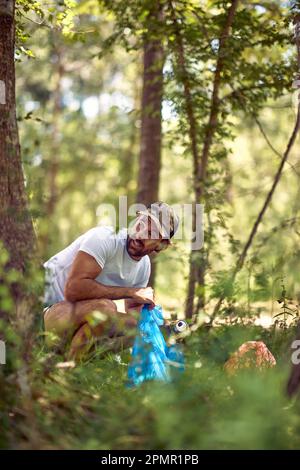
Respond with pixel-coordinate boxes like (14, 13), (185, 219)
(2, 322), (300, 450)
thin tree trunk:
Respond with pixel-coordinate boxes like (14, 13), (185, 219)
(193, 0), (239, 315)
(136, 42), (163, 206)
(168, 0), (201, 317)
(208, 102), (300, 327)
(209, 11), (300, 327)
(136, 6), (164, 287)
(0, 0), (35, 299)
(168, 0), (239, 317)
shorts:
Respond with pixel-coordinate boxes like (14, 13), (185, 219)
(43, 258), (60, 308)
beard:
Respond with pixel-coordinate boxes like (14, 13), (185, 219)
(127, 237), (149, 258)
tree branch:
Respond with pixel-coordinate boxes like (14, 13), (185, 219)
(208, 102), (300, 327)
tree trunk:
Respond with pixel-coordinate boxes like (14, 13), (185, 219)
(136, 10), (164, 287)
(137, 41), (164, 206)
(120, 85), (140, 208)
(0, 0), (35, 297)
(173, 0), (239, 317)
(167, 0), (203, 317)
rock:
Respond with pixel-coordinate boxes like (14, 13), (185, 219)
(224, 341), (276, 375)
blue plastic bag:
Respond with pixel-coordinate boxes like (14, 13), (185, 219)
(127, 305), (184, 386)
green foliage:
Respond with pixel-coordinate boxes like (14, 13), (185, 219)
(4, 0), (300, 449)
(2, 323), (300, 449)
(15, 0), (300, 309)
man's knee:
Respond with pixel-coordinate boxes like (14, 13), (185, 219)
(43, 302), (65, 325)
(95, 298), (117, 314)
(71, 299), (118, 331)
(43, 303), (75, 348)
(79, 299), (117, 320)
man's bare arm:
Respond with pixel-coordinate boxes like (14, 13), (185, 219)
(64, 251), (154, 307)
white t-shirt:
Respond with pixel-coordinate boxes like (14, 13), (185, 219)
(43, 226), (151, 306)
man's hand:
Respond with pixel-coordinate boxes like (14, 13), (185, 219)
(131, 287), (155, 309)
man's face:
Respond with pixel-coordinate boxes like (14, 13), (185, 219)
(127, 215), (170, 259)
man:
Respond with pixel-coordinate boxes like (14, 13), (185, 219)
(43, 202), (179, 361)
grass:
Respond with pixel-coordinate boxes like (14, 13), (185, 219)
(1, 322), (300, 450)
